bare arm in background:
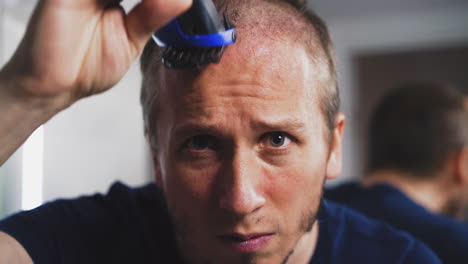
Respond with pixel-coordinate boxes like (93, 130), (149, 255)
(0, 0), (191, 261)
(0, 232), (33, 264)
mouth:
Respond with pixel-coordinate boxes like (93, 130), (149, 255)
(217, 233), (275, 252)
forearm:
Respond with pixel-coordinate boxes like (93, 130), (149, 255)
(0, 72), (66, 165)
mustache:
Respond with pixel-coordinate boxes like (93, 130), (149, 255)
(170, 199), (321, 241)
(167, 188), (326, 238)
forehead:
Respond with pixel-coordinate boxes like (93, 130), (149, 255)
(158, 36), (326, 114)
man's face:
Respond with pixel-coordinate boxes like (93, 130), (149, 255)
(151, 36), (343, 264)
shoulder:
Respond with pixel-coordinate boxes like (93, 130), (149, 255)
(325, 183), (468, 262)
(317, 200), (441, 264)
(323, 200), (417, 244)
(0, 181), (174, 263)
(102, 181), (164, 212)
(324, 181), (362, 201)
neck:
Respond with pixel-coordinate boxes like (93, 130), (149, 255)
(363, 170), (449, 214)
(285, 221), (319, 264)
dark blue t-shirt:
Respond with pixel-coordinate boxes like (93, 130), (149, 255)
(0, 182), (440, 263)
(325, 182), (468, 264)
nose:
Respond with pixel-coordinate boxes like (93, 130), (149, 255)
(217, 149), (266, 216)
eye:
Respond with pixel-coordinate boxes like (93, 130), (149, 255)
(184, 135), (216, 150)
(263, 132), (292, 148)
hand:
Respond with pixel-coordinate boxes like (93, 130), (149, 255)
(1, 0), (191, 108)
(0, 0), (191, 165)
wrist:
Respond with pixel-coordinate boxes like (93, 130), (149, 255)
(0, 65), (74, 118)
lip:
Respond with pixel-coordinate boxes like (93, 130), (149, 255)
(217, 233), (274, 252)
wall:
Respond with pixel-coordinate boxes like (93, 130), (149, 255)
(0, 6), (30, 217)
(42, 63), (153, 201)
(326, 4), (468, 184)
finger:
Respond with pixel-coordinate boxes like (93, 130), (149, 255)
(125, 0), (192, 56)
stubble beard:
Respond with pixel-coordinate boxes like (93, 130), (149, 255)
(443, 193), (468, 221)
(168, 196), (322, 264)
(280, 199), (321, 264)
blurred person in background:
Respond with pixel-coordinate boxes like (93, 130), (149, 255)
(326, 83), (468, 263)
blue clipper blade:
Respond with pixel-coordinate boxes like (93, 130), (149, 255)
(153, 0), (237, 69)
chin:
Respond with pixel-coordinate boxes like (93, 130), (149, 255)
(176, 227), (311, 264)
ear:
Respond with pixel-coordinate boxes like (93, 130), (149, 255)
(326, 113), (346, 180)
(146, 132), (164, 188)
(454, 147), (468, 186)
(152, 152), (164, 188)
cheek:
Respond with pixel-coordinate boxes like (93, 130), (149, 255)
(163, 159), (220, 207)
(267, 159), (325, 201)
(264, 144), (328, 216)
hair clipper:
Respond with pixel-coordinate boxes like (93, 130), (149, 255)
(153, 0), (237, 69)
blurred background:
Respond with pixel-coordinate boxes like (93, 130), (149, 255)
(0, 0), (467, 218)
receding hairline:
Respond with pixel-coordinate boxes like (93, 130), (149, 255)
(140, 0), (339, 150)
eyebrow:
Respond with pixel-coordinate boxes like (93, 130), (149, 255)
(171, 118), (306, 138)
(250, 119), (306, 132)
(171, 123), (225, 139)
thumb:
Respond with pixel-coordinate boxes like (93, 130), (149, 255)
(125, 0), (192, 56)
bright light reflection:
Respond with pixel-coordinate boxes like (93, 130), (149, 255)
(21, 125), (44, 210)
